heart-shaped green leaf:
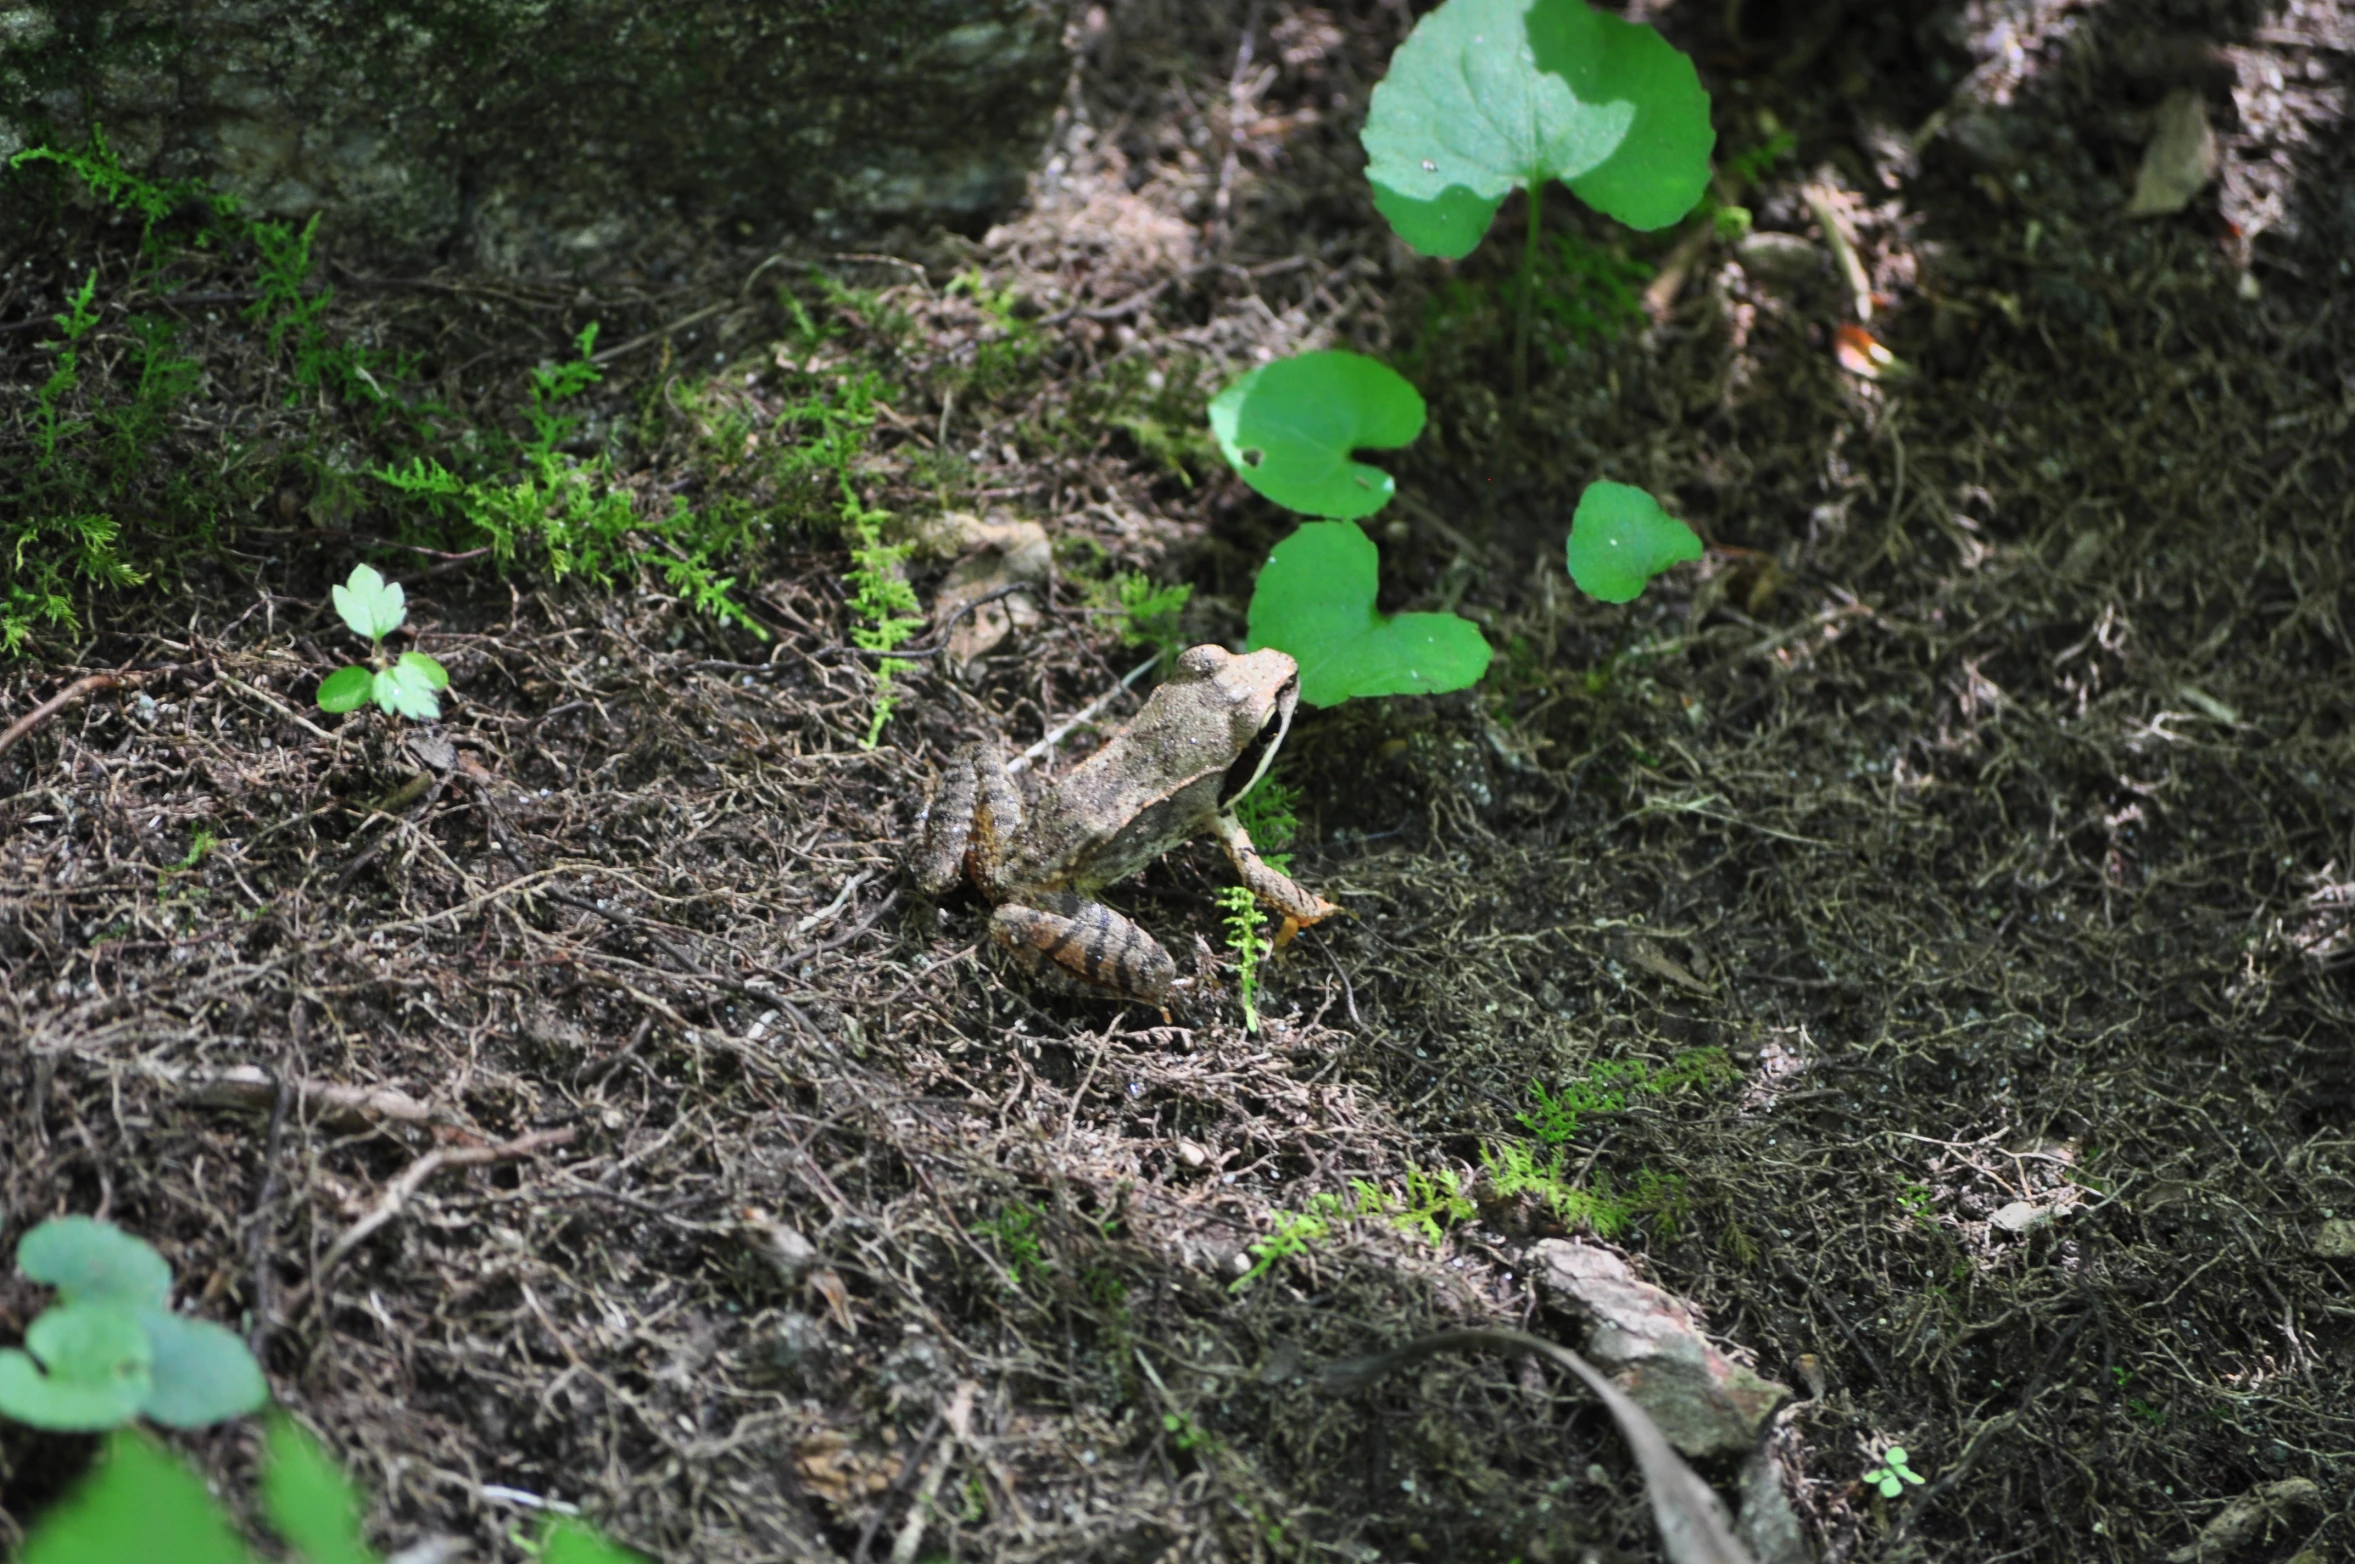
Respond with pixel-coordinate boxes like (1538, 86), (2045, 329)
(1565, 480), (1702, 602)
(0, 1301), (154, 1430)
(19, 1216), (172, 1308)
(372, 652), (447, 721)
(1362, 0), (1714, 258)
(262, 1416), (375, 1564)
(1246, 521), (1493, 706)
(316, 666), (373, 714)
(1209, 351), (1426, 520)
(139, 1310), (268, 1429)
(18, 1431), (253, 1564)
(331, 563), (407, 642)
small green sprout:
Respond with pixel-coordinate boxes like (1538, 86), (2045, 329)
(1216, 885), (1270, 1033)
(1863, 1447), (1925, 1499)
(1564, 480), (1702, 603)
(0, 1217), (266, 1433)
(1208, 350), (1426, 520)
(316, 564), (449, 721)
(1245, 520), (1493, 706)
(1106, 570), (1193, 668)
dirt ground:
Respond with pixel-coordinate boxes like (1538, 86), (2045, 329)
(3, 1), (2353, 1561)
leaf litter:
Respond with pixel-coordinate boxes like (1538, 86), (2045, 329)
(2, 3), (2353, 1562)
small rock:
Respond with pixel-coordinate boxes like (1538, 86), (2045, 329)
(2310, 1218), (2355, 1258)
(2128, 89), (2218, 218)
(1989, 1200), (2050, 1234)
(1735, 230), (1824, 287)
(2163, 1477), (2321, 1564)
(1532, 1239), (1789, 1459)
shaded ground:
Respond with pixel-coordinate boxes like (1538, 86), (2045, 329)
(3, 2), (2353, 1562)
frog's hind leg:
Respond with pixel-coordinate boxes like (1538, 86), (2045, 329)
(991, 892), (1176, 1004)
(914, 743), (1025, 896)
(1212, 814), (1342, 949)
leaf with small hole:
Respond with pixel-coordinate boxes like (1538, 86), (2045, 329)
(1209, 351), (1426, 520)
(1361, 0), (1714, 258)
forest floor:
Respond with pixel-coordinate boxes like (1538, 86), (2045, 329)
(3, 2), (2352, 1562)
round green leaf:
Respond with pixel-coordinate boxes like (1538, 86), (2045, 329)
(373, 659), (443, 721)
(0, 1302), (154, 1430)
(1565, 480), (1702, 602)
(139, 1310), (268, 1429)
(331, 562), (407, 642)
(1362, 0), (1714, 258)
(18, 1216), (172, 1307)
(1209, 351), (1426, 520)
(18, 1431), (253, 1564)
(263, 1415), (371, 1564)
(1246, 521), (1493, 707)
(316, 665), (373, 713)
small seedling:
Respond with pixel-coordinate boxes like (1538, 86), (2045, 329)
(1863, 1447), (1925, 1499)
(1106, 570), (1193, 668)
(1216, 885), (1271, 1033)
(842, 497), (923, 747)
(1246, 520), (1494, 706)
(1565, 480), (1703, 603)
(1208, 350), (1426, 520)
(316, 564), (449, 721)
(1360, 0), (1713, 390)
(0, 1216), (266, 1432)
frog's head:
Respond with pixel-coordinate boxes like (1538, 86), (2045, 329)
(1166, 644), (1301, 809)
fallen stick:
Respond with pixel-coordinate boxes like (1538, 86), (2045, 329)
(0, 673), (125, 762)
(285, 1126), (578, 1311)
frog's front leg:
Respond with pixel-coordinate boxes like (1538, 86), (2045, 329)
(990, 891), (1177, 1004)
(1213, 814), (1341, 949)
(914, 743), (1026, 896)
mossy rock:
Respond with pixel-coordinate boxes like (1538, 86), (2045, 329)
(0, 0), (1063, 272)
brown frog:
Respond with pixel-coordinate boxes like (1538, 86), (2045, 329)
(915, 644), (1341, 1004)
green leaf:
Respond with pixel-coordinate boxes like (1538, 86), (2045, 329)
(541, 1518), (649, 1564)
(19, 1216), (172, 1307)
(372, 656), (443, 721)
(19, 1430), (254, 1564)
(1362, 0), (1714, 258)
(262, 1415), (377, 1564)
(316, 666), (373, 713)
(395, 649), (448, 690)
(139, 1310), (268, 1429)
(0, 1302), (154, 1430)
(1208, 351), (1426, 520)
(331, 563), (407, 642)
(1246, 521), (1492, 706)
(1564, 480), (1701, 602)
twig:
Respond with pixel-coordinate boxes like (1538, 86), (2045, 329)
(1803, 184), (1874, 322)
(242, 998), (301, 1363)
(0, 672), (126, 761)
(1006, 656), (1157, 775)
(288, 1127), (577, 1310)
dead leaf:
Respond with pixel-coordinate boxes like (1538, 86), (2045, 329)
(2128, 89), (2218, 217)
(808, 1266), (858, 1335)
(794, 1428), (901, 1510)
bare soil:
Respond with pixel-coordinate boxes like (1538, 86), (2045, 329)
(3, 2), (2352, 1562)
